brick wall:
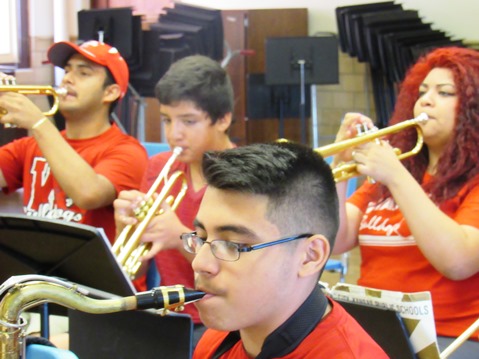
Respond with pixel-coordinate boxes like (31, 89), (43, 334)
(313, 51), (376, 147)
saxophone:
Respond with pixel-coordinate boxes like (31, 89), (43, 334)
(0, 275), (205, 359)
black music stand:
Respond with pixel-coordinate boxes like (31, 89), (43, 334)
(0, 214), (136, 337)
(265, 36), (339, 144)
(69, 310), (193, 359)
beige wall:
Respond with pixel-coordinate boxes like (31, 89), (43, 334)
(182, 0), (479, 43)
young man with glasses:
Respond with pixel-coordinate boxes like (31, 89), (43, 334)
(183, 142), (388, 358)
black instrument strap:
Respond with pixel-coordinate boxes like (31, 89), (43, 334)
(212, 285), (328, 358)
(212, 331), (241, 359)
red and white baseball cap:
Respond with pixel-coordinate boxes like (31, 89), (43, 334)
(47, 40), (129, 98)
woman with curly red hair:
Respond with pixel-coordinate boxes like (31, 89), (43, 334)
(333, 46), (479, 357)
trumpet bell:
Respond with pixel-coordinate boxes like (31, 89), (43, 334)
(320, 113), (428, 182)
(112, 147), (186, 279)
(0, 83), (67, 127)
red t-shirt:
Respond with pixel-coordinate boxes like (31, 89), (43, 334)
(348, 173), (479, 338)
(141, 151), (205, 324)
(193, 299), (388, 358)
(0, 124), (148, 243)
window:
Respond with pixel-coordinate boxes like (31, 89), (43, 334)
(0, 0), (18, 63)
(0, 0), (29, 68)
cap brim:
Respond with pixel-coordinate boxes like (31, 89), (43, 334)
(48, 41), (105, 68)
(48, 42), (82, 68)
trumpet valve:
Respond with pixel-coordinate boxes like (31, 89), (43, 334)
(134, 198), (154, 220)
(0, 77), (16, 85)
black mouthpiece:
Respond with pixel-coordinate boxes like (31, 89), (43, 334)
(135, 285), (205, 310)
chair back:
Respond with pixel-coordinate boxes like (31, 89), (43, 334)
(330, 283), (441, 359)
(26, 344), (79, 359)
(142, 142), (170, 157)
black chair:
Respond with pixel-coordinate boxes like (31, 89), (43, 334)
(337, 300), (417, 359)
(335, 2), (465, 126)
(365, 20), (430, 69)
(149, 21), (206, 56)
(335, 1), (399, 55)
(163, 3), (224, 61)
(129, 29), (191, 97)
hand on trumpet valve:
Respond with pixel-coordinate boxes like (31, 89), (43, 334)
(352, 140), (406, 185)
(0, 72), (16, 85)
(0, 90), (49, 130)
(331, 113), (376, 166)
(133, 197), (155, 220)
(114, 189), (146, 228)
(138, 200), (188, 261)
(0, 73), (15, 126)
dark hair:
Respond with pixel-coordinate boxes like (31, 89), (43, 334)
(103, 68), (119, 114)
(379, 47), (479, 203)
(154, 55), (234, 124)
(202, 142), (339, 247)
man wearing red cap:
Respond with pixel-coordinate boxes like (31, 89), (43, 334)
(0, 40), (148, 243)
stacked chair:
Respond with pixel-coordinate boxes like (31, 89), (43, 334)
(336, 1), (464, 127)
(77, 5), (224, 139)
(130, 3), (223, 98)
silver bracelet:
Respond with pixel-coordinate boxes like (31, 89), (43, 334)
(32, 117), (48, 130)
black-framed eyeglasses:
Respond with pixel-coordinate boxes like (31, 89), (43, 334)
(180, 232), (313, 262)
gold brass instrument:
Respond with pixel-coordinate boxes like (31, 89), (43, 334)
(316, 112), (429, 182)
(112, 146), (187, 279)
(440, 317), (479, 358)
(0, 78), (67, 127)
(0, 274), (205, 359)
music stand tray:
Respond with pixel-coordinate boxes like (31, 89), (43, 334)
(265, 35), (339, 144)
(69, 310), (193, 359)
(0, 213), (135, 297)
(265, 36), (339, 86)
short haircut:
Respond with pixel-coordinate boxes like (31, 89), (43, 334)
(154, 55), (234, 123)
(103, 68), (119, 114)
(202, 142), (339, 247)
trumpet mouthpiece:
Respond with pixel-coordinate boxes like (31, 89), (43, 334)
(173, 146), (183, 156)
(55, 87), (67, 96)
(416, 113), (429, 122)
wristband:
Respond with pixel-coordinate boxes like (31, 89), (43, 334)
(32, 117), (49, 130)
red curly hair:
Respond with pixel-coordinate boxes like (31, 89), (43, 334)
(377, 46), (479, 203)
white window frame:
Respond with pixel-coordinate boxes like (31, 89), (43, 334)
(0, 0), (19, 64)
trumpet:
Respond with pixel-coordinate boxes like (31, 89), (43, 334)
(317, 113), (428, 182)
(112, 147), (187, 279)
(0, 80), (67, 127)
